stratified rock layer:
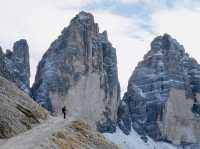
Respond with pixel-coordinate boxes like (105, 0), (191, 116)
(0, 40), (30, 94)
(118, 34), (200, 145)
(0, 76), (48, 138)
(32, 11), (120, 132)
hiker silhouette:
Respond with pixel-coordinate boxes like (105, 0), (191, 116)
(62, 106), (66, 119)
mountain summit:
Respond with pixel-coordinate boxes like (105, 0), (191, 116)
(0, 39), (30, 94)
(118, 34), (200, 145)
(31, 11), (120, 133)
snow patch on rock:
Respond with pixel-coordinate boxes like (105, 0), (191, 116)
(104, 127), (176, 149)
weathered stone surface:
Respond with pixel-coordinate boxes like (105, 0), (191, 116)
(158, 89), (200, 145)
(118, 34), (200, 145)
(32, 11), (120, 132)
(0, 40), (30, 94)
(0, 76), (48, 138)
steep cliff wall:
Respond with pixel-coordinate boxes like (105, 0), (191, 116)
(32, 11), (120, 132)
(0, 40), (30, 94)
(118, 34), (200, 145)
(158, 89), (200, 145)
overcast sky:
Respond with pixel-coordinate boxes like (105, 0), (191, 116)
(1, 0), (200, 93)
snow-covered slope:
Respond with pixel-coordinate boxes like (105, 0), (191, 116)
(104, 127), (176, 149)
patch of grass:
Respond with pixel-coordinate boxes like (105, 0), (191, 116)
(51, 120), (119, 149)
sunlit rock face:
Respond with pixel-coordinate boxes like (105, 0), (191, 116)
(118, 34), (200, 145)
(32, 11), (120, 133)
(159, 89), (200, 145)
(0, 40), (30, 94)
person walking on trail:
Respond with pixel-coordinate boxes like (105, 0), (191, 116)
(62, 106), (66, 119)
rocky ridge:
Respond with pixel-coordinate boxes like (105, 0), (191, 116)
(118, 34), (200, 145)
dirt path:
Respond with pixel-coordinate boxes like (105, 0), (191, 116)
(0, 116), (72, 149)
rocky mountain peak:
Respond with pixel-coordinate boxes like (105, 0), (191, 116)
(118, 34), (200, 145)
(13, 39), (28, 50)
(75, 11), (94, 22)
(70, 11), (95, 28)
(0, 39), (30, 94)
(32, 11), (120, 133)
(64, 11), (99, 37)
(146, 34), (185, 59)
(13, 39), (30, 85)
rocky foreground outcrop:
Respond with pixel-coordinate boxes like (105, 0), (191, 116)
(32, 11), (120, 133)
(48, 120), (119, 149)
(0, 76), (48, 138)
(0, 40), (30, 94)
(118, 34), (200, 145)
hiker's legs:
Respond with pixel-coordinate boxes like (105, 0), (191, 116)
(64, 112), (66, 119)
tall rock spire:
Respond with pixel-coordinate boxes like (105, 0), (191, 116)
(0, 39), (30, 94)
(32, 11), (120, 132)
(13, 39), (30, 90)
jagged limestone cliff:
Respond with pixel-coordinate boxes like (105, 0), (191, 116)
(32, 11), (120, 133)
(0, 40), (30, 94)
(118, 34), (200, 145)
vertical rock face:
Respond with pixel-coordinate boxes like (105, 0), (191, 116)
(118, 34), (200, 145)
(159, 89), (200, 145)
(0, 40), (30, 94)
(32, 11), (120, 132)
